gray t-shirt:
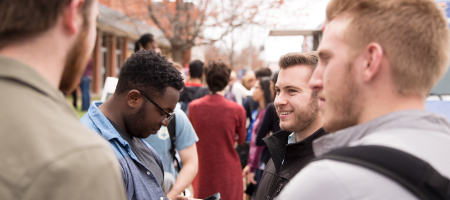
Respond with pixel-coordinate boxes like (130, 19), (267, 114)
(108, 118), (164, 186)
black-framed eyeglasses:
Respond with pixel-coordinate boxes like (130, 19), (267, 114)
(139, 91), (175, 123)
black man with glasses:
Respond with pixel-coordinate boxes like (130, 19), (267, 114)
(80, 50), (189, 200)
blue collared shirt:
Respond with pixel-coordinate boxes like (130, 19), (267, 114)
(81, 101), (168, 200)
(144, 103), (199, 178)
(287, 132), (296, 144)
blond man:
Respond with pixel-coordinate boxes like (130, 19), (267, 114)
(278, 0), (450, 199)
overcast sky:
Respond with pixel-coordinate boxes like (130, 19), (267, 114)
(263, 0), (330, 63)
(202, 0), (330, 65)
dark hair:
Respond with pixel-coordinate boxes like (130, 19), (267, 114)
(115, 50), (184, 96)
(259, 77), (273, 107)
(279, 52), (319, 76)
(0, 0), (93, 48)
(271, 71), (279, 99)
(271, 71), (279, 85)
(189, 60), (204, 78)
(255, 68), (272, 79)
(134, 34), (155, 53)
(205, 60), (231, 94)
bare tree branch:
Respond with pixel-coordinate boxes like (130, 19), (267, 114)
(146, 0), (283, 63)
(148, 3), (169, 38)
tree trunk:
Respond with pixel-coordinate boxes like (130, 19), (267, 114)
(229, 32), (236, 70)
(172, 48), (183, 64)
(229, 51), (234, 70)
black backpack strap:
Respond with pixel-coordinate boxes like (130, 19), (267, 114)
(167, 115), (186, 195)
(167, 115), (181, 173)
(315, 145), (450, 200)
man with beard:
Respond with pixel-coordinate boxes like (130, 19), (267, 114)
(81, 50), (189, 200)
(0, 0), (127, 199)
(254, 52), (327, 200)
(278, 0), (450, 199)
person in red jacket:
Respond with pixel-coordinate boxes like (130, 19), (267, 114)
(188, 60), (246, 200)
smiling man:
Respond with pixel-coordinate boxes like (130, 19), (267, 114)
(254, 52), (327, 200)
(278, 0), (450, 199)
(81, 50), (187, 200)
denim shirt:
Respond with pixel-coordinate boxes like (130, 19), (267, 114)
(81, 101), (168, 200)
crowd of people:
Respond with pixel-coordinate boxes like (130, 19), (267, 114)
(2, 0), (450, 200)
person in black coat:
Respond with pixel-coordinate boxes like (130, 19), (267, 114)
(254, 52), (327, 200)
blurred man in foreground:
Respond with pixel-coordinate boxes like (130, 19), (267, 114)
(0, 0), (126, 199)
(279, 0), (450, 199)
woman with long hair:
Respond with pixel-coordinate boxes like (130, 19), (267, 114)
(254, 72), (282, 193)
(242, 77), (273, 196)
(188, 60), (246, 200)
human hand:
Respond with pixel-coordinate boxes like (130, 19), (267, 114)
(246, 172), (256, 185)
(171, 195), (201, 200)
(242, 165), (250, 177)
(242, 165), (257, 185)
(171, 196), (187, 200)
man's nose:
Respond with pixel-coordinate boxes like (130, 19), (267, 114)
(274, 92), (287, 108)
(161, 118), (169, 126)
(309, 66), (323, 91)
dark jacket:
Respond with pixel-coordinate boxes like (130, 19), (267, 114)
(179, 86), (209, 112)
(255, 103), (281, 168)
(255, 128), (327, 200)
(179, 86), (210, 102)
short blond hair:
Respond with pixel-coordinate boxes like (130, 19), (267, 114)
(327, 0), (450, 97)
(279, 52), (319, 76)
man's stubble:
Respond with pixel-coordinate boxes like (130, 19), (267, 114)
(59, 21), (92, 94)
(322, 62), (361, 133)
(281, 93), (320, 133)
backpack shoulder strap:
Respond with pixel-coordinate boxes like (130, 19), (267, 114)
(168, 115), (176, 158)
(167, 114), (185, 195)
(315, 145), (450, 200)
(167, 115), (181, 172)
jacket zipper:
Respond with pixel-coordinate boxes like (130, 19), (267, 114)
(274, 183), (284, 197)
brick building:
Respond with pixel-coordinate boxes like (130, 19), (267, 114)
(89, 1), (205, 94)
(91, 2), (170, 94)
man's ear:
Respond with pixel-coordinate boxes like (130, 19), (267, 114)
(126, 90), (142, 109)
(62, 0), (85, 35)
(362, 42), (384, 82)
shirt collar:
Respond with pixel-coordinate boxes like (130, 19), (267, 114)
(313, 109), (450, 157)
(87, 101), (130, 147)
(0, 55), (76, 117)
(185, 82), (203, 87)
(287, 132), (296, 144)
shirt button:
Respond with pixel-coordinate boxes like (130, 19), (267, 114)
(160, 197), (164, 200)
(147, 171), (151, 175)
